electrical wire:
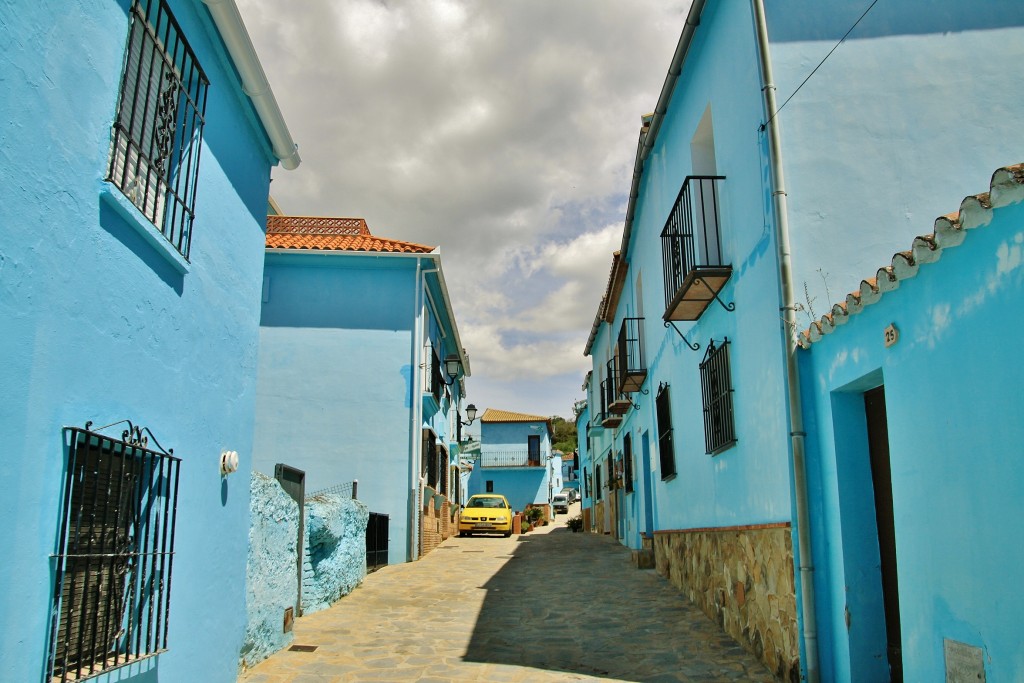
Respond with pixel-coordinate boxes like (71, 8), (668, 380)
(760, 0), (881, 131)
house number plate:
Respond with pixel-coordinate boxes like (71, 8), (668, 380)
(884, 323), (899, 347)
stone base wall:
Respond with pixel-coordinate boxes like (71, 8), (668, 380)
(241, 472), (299, 671)
(654, 524), (799, 681)
(421, 500), (442, 556)
(302, 494), (369, 615)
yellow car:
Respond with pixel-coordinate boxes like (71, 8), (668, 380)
(458, 494), (513, 537)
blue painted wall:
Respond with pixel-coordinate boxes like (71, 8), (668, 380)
(0, 0), (280, 680)
(588, 0), (793, 547)
(474, 418), (557, 512)
(763, 0), (1024, 321)
(255, 250), (466, 564)
(254, 253), (418, 564)
(799, 187), (1024, 682)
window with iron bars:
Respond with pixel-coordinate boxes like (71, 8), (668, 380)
(48, 425), (181, 682)
(623, 433), (634, 493)
(107, 0), (208, 260)
(422, 429), (438, 489)
(655, 384), (677, 479)
(700, 339), (737, 454)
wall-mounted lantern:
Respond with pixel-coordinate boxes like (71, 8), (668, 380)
(443, 354), (463, 386)
(460, 403), (478, 426)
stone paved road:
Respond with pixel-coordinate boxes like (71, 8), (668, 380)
(239, 507), (777, 682)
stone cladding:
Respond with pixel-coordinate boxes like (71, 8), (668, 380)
(654, 524), (799, 681)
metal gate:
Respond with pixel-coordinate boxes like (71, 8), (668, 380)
(274, 463), (305, 616)
(366, 513), (389, 572)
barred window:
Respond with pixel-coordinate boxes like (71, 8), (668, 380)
(108, 0), (208, 260)
(655, 385), (677, 479)
(623, 433), (634, 493)
(700, 339), (737, 454)
(422, 429), (438, 488)
(48, 425), (181, 681)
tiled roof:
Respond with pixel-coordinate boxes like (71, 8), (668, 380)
(798, 164), (1024, 348)
(584, 251), (622, 356)
(480, 409), (550, 423)
(266, 215), (435, 253)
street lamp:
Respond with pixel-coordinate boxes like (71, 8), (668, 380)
(460, 404), (477, 426)
(443, 354), (463, 385)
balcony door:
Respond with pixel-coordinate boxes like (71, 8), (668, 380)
(527, 434), (540, 466)
(691, 105), (721, 266)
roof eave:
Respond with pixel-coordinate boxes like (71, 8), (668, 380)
(202, 0), (301, 170)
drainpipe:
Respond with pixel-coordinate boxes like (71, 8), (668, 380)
(750, 1), (820, 680)
(409, 258), (424, 561)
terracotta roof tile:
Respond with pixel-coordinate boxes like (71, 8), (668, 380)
(266, 215), (435, 253)
(480, 409), (550, 423)
(799, 164), (1024, 348)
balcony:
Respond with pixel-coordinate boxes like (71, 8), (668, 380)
(661, 175), (731, 321)
(480, 448), (543, 468)
(605, 359), (631, 415)
(616, 317), (647, 394)
(600, 377), (624, 428)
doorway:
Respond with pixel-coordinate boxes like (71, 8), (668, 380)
(864, 386), (902, 682)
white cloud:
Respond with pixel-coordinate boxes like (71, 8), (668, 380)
(238, 0), (691, 416)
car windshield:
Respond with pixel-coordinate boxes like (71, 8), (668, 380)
(467, 496), (505, 509)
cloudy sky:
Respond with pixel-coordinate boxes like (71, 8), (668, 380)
(237, 0), (691, 420)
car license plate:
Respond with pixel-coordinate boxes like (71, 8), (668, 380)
(474, 523), (493, 529)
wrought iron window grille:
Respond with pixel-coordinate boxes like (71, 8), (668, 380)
(655, 384), (677, 479)
(107, 0), (208, 261)
(700, 339), (738, 455)
(48, 420), (181, 682)
(623, 433), (634, 493)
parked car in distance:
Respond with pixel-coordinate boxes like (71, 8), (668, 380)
(560, 487), (578, 504)
(552, 494), (569, 514)
(459, 494), (513, 537)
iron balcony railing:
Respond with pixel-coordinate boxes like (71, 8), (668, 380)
(661, 175), (731, 321)
(480, 448), (543, 468)
(605, 358), (631, 415)
(616, 317), (647, 394)
(600, 377), (623, 428)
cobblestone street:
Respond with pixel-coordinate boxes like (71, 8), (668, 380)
(239, 508), (777, 682)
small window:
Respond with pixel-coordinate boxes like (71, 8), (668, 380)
(595, 464), (602, 500)
(623, 433), (634, 493)
(701, 339), (737, 454)
(107, 0), (208, 260)
(485, 480), (494, 493)
(655, 385), (677, 479)
(48, 425), (181, 680)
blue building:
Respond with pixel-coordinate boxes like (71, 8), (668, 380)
(469, 409), (562, 514)
(0, 0), (299, 680)
(579, 1), (1024, 680)
(797, 165), (1024, 682)
(253, 215), (471, 564)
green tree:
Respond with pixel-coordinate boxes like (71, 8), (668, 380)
(550, 415), (577, 455)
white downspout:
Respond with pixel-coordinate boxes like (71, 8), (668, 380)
(751, 1), (820, 680)
(409, 258), (424, 561)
